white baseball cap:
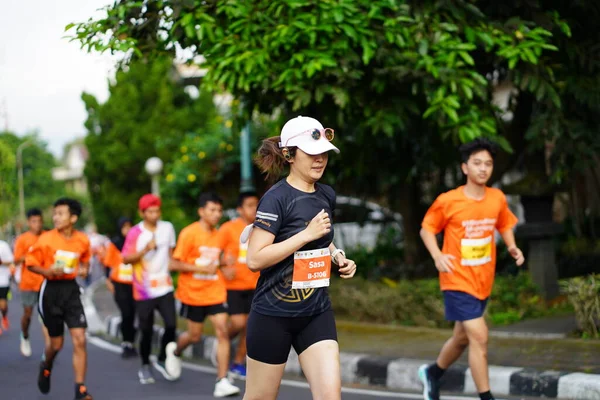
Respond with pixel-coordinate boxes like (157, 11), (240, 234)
(279, 116), (340, 155)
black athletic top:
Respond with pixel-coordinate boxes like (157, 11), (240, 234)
(252, 179), (336, 317)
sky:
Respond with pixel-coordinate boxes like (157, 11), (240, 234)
(0, 0), (117, 157)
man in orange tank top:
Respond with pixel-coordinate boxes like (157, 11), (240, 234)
(418, 139), (525, 400)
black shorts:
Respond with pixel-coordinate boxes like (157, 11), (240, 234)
(246, 309), (337, 365)
(0, 286), (9, 300)
(180, 302), (228, 323)
(227, 290), (254, 315)
(38, 280), (87, 337)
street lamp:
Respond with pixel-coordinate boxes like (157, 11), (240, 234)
(16, 140), (34, 222)
(144, 157), (163, 196)
(240, 123), (255, 193)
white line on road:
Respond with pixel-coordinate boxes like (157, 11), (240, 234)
(88, 336), (477, 400)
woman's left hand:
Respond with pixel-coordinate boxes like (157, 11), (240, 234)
(335, 254), (357, 279)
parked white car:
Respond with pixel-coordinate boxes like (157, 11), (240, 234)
(333, 196), (403, 251)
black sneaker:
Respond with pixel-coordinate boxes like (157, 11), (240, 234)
(121, 345), (138, 359)
(38, 361), (51, 394)
(74, 385), (93, 399)
(418, 364), (441, 400)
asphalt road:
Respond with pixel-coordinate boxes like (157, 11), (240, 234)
(0, 292), (478, 400)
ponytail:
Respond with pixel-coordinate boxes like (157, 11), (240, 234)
(255, 137), (296, 182)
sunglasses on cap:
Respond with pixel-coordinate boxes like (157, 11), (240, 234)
(281, 128), (335, 147)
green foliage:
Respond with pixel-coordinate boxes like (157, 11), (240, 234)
(561, 274), (600, 338)
(347, 227), (407, 279)
(69, 0), (569, 264)
(163, 118), (239, 215)
(0, 139), (15, 225)
(329, 277), (447, 327)
(82, 58), (228, 234)
(330, 272), (572, 327)
(0, 132), (60, 225)
(69, 1), (560, 143)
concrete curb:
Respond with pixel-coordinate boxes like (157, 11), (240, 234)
(90, 279), (600, 400)
(103, 314), (600, 399)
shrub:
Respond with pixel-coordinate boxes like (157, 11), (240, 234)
(329, 272), (572, 328)
(560, 274), (600, 338)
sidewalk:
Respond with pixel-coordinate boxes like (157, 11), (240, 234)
(90, 282), (600, 399)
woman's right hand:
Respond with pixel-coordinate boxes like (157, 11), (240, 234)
(303, 209), (331, 242)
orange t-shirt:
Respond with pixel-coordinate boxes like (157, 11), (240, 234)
(102, 242), (133, 285)
(25, 229), (91, 281)
(421, 186), (518, 299)
(14, 231), (45, 291)
(219, 218), (259, 291)
(173, 222), (227, 307)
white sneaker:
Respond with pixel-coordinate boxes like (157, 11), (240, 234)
(213, 377), (240, 398)
(165, 342), (182, 379)
(20, 334), (32, 357)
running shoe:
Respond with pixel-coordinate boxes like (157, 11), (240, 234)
(165, 342), (182, 380)
(20, 333), (32, 357)
(153, 360), (177, 381)
(214, 377), (240, 398)
(38, 361), (52, 394)
(138, 365), (156, 384)
(74, 385), (93, 399)
(2, 315), (9, 330)
(228, 363), (246, 379)
(121, 342), (138, 359)
(418, 364), (441, 400)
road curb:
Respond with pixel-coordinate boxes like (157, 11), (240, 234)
(103, 314), (600, 399)
(90, 278), (600, 400)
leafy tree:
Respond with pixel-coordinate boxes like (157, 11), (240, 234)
(0, 132), (61, 226)
(82, 57), (230, 233)
(71, 0), (569, 263)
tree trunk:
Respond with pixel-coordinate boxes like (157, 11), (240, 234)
(393, 178), (426, 269)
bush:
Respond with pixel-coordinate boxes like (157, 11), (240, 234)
(561, 274), (600, 338)
(329, 277), (447, 327)
(329, 272), (572, 327)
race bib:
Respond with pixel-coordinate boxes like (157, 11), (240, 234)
(461, 236), (492, 266)
(118, 263), (133, 282)
(292, 248), (331, 289)
(238, 241), (248, 264)
(54, 250), (79, 274)
(193, 257), (218, 281)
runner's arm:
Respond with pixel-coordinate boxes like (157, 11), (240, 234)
(169, 258), (218, 274)
(122, 246), (150, 264)
(27, 265), (53, 278)
(420, 228), (443, 259)
(246, 227), (311, 272)
(78, 261), (90, 277)
(499, 228), (517, 248)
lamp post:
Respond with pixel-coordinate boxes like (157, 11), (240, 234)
(240, 123), (255, 192)
(144, 157), (163, 196)
(16, 140), (33, 222)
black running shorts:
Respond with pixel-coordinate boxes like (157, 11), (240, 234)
(227, 290), (254, 315)
(246, 309), (337, 365)
(0, 286), (9, 300)
(38, 280), (87, 337)
(180, 302), (228, 323)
